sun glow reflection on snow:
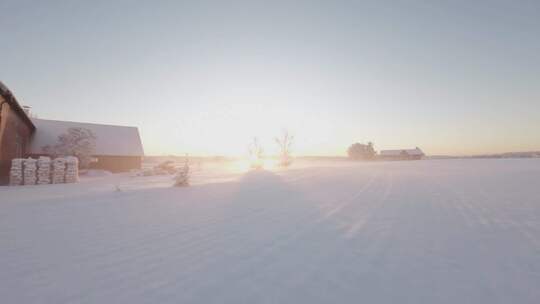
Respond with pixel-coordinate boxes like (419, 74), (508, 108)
(225, 158), (281, 173)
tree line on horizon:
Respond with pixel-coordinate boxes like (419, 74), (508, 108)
(347, 142), (376, 160)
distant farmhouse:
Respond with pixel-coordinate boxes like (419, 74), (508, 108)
(0, 81), (144, 184)
(379, 147), (425, 160)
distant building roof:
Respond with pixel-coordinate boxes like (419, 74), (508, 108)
(0, 81), (36, 131)
(29, 118), (144, 157)
(380, 147), (424, 157)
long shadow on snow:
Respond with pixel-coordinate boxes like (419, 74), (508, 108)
(181, 170), (368, 303)
(189, 169), (334, 256)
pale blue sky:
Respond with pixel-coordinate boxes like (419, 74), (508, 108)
(1, 0), (539, 156)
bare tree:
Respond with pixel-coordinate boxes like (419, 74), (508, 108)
(248, 137), (264, 169)
(275, 130), (294, 167)
(42, 127), (96, 168)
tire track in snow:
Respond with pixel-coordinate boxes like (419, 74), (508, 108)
(343, 171), (394, 238)
(320, 171), (381, 219)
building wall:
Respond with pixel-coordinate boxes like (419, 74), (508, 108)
(379, 155), (423, 161)
(89, 155), (142, 172)
(0, 99), (34, 183)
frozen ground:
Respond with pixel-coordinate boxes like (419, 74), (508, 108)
(1, 159), (540, 303)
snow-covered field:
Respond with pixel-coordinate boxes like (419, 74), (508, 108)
(1, 159), (540, 303)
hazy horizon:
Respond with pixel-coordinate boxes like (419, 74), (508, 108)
(2, 0), (539, 157)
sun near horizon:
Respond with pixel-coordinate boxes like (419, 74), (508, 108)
(2, 1), (538, 157)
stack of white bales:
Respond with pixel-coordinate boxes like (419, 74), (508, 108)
(23, 158), (37, 185)
(9, 158), (24, 186)
(65, 156), (79, 183)
(37, 156), (52, 185)
(52, 158), (66, 184)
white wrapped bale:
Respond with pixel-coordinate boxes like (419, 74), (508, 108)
(23, 158), (37, 185)
(37, 156), (52, 185)
(9, 158), (24, 186)
(65, 156), (79, 183)
(52, 157), (66, 184)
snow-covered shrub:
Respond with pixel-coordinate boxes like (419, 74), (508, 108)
(173, 157), (190, 187)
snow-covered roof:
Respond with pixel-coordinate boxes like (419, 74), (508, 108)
(380, 147), (424, 156)
(29, 118), (144, 157)
(0, 81), (35, 130)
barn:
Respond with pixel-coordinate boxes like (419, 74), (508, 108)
(379, 147), (425, 160)
(0, 82), (36, 184)
(28, 118), (144, 173)
(1, 81), (145, 184)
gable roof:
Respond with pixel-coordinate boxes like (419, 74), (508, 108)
(29, 118), (144, 157)
(0, 81), (36, 131)
(380, 147), (424, 156)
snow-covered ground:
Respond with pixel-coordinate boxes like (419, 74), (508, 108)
(1, 159), (540, 303)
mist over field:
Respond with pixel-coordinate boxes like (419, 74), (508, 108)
(2, 159), (540, 303)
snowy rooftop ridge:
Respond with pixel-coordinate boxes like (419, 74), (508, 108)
(379, 147), (424, 156)
(29, 118), (144, 157)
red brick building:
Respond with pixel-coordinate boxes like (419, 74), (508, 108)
(0, 82), (36, 184)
